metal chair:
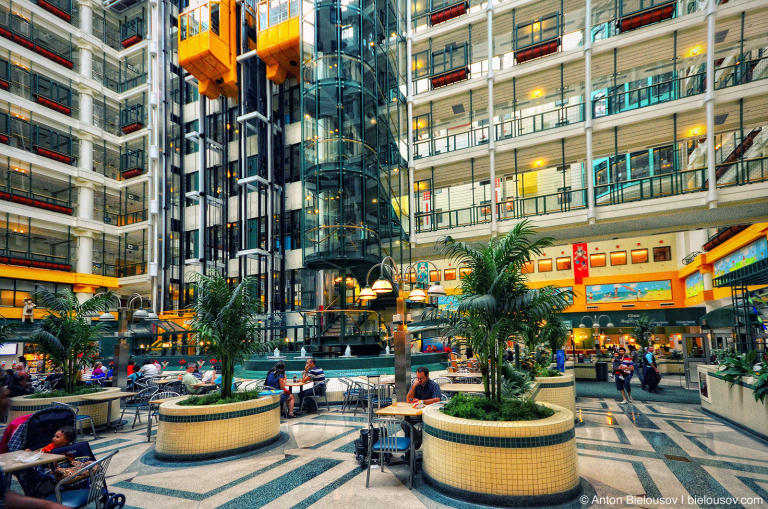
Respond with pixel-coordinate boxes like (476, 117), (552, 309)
(52, 401), (96, 440)
(120, 386), (158, 428)
(338, 378), (361, 414)
(365, 418), (415, 490)
(298, 383), (329, 413)
(46, 450), (118, 509)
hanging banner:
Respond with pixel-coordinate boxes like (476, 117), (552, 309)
(573, 243), (589, 285)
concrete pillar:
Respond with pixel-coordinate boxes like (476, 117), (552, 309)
(78, 0), (92, 35)
(76, 180), (95, 221)
(705, 0), (717, 208)
(584, 0), (595, 223)
(487, 0), (497, 234)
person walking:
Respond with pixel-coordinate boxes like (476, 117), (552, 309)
(644, 346), (660, 393)
(613, 347), (634, 404)
(632, 347), (645, 389)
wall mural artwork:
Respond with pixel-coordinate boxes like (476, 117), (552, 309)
(586, 280), (673, 303)
(713, 237), (768, 278)
(685, 272), (704, 298)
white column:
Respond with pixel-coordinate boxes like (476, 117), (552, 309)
(76, 180), (94, 221)
(76, 233), (93, 274)
(406, 0), (416, 243)
(487, 0), (496, 233)
(705, 0), (717, 208)
(584, 0), (595, 223)
(78, 0), (92, 35)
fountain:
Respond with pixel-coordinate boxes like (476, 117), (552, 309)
(385, 345), (390, 355)
(299, 347), (308, 358)
(271, 347), (281, 358)
(344, 345), (352, 357)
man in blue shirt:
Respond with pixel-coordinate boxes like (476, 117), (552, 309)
(404, 367), (442, 449)
(299, 358), (326, 413)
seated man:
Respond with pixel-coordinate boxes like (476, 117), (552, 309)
(181, 363), (202, 394)
(298, 358), (326, 413)
(404, 366), (442, 449)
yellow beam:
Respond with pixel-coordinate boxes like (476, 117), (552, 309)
(0, 264), (120, 290)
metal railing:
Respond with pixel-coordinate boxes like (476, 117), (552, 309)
(103, 209), (148, 226)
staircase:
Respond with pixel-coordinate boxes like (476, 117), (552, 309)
(713, 127), (762, 184)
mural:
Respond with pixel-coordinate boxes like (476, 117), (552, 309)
(586, 280), (673, 303)
(713, 237), (768, 278)
(685, 272), (704, 299)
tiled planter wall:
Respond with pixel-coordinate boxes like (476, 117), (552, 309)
(533, 373), (576, 418)
(422, 403), (580, 506)
(10, 387), (121, 426)
(155, 394), (281, 460)
(698, 365), (768, 440)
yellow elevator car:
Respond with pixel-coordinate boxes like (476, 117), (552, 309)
(178, 0), (238, 99)
(256, 0), (299, 84)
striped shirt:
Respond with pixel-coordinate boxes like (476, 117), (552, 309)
(307, 366), (325, 387)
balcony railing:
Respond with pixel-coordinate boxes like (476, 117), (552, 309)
(0, 12), (73, 69)
(120, 17), (144, 48)
(0, 247), (71, 271)
(103, 209), (148, 226)
(120, 149), (146, 179)
(120, 104), (145, 134)
(413, 156), (768, 234)
(35, 0), (72, 22)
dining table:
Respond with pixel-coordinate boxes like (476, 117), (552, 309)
(80, 391), (137, 432)
(375, 402), (424, 418)
(0, 451), (66, 473)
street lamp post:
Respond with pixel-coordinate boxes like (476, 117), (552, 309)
(359, 257), (446, 400)
(578, 314), (614, 352)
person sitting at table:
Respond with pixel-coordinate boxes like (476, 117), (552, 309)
(298, 358), (325, 413)
(266, 361), (295, 418)
(404, 366), (442, 449)
(192, 364), (203, 380)
(45, 368), (64, 391)
(181, 363), (203, 394)
(90, 362), (106, 379)
(140, 359), (160, 376)
(202, 369), (216, 383)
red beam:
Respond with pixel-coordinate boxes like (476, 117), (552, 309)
(35, 95), (72, 115)
(37, 0), (72, 22)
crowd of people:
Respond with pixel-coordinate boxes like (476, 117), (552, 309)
(265, 357), (326, 418)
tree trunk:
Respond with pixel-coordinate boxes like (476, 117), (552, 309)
(496, 346), (503, 402)
(221, 357), (234, 399)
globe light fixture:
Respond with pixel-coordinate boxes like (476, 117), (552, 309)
(133, 308), (149, 320)
(427, 283), (446, 296)
(99, 312), (116, 321)
(359, 287), (377, 301)
(372, 278), (393, 294)
(408, 288), (427, 302)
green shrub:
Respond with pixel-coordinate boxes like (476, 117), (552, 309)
(177, 390), (264, 406)
(536, 367), (563, 377)
(442, 393), (555, 421)
(28, 387), (101, 399)
(501, 364), (533, 399)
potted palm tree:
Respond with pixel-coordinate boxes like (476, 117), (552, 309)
(155, 273), (282, 460)
(421, 221), (581, 506)
(9, 288), (121, 426)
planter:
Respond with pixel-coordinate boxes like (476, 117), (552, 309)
(533, 373), (576, 418)
(574, 363), (597, 380)
(155, 394), (281, 460)
(698, 365), (768, 440)
(658, 359), (684, 375)
(10, 387), (121, 427)
(422, 403), (580, 506)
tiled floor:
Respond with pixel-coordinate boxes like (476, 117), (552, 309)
(22, 393), (768, 509)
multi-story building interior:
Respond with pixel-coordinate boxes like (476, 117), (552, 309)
(0, 0), (766, 352)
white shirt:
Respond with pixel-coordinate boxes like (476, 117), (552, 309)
(140, 363), (160, 376)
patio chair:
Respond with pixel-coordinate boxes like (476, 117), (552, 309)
(52, 401), (96, 441)
(263, 386), (292, 417)
(298, 382), (329, 413)
(148, 391), (180, 426)
(365, 418), (415, 490)
(46, 450), (118, 509)
(120, 386), (158, 429)
(338, 378), (361, 414)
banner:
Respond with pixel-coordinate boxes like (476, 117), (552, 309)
(573, 243), (589, 285)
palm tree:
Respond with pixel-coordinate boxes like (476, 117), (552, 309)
(32, 288), (115, 393)
(439, 220), (572, 402)
(539, 315), (570, 362)
(189, 273), (275, 399)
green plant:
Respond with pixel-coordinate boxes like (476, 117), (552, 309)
(442, 393), (554, 421)
(189, 273), (277, 399)
(501, 363), (533, 399)
(438, 220), (572, 402)
(631, 315), (655, 349)
(177, 389), (264, 406)
(536, 367), (563, 377)
(668, 350), (683, 360)
(31, 288), (115, 393)
(28, 387), (100, 399)
(718, 351), (768, 403)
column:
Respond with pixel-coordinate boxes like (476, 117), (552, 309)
(75, 178), (95, 221)
(487, 0), (497, 233)
(705, 0), (717, 208)
(74, 228), (94, 302)
(406, 0), (416, 243)
(584, 0), (595, 223)
(78, 0), (93, 36)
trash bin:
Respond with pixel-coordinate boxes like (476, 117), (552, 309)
(596, 362), (608, 382)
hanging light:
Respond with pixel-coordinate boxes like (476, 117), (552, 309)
(99, 312), (116, 321)
(133, 308), (149, 320)
(359, 287), (377, 301)
(408, 288), (427, 302)
(146, 311), (159, 320)
(427, 283), (446, 296)
(372, 278), (393, 294)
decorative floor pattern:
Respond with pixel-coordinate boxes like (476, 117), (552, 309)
(28, 395), (768, 508)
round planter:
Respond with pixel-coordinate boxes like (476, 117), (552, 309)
(533, 373), (576, 418)
(155, 394), (281, 460)
(422, 403), (580, 506)
(10, 387), (121, 427)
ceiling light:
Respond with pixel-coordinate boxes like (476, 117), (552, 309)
(372, 278), (393, 294)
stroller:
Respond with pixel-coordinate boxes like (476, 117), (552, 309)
(9, 406), (126, 509)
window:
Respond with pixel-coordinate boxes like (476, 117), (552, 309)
(180, 14), (187, 40)
(538, 259), (552, 272)
(653, 246), (671, 262)
(631, 249), (648, 264)
(429, 270), (440, 282)
(590, 253), (606, 267)
(210, 2), (219, 35)
(459, 267), (472, 279)
(521, 261), (534, 274)
(610, 251), (627, 265)
(407, 271), (416, 283)
(444, 268), (456, 281)
(556, 257), (571, 271)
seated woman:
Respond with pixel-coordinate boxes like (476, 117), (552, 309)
(265, 362), (295, 418)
